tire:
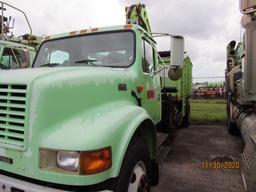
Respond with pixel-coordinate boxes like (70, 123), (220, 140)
(227, 97), (240, 135)
(114, 137), (151, 192)
(227, 115), (239, 135)
(182, 97), (190, 127)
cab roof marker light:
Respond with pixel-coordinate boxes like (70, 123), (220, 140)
(91, 28), (98, 32)
(43, 36), (50, 41)
(69, 31), (77, 36)
(80, 29), (87, 34)
(124, 24), (132, 29)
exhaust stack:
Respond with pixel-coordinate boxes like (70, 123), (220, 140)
(226, 40), (237, 71)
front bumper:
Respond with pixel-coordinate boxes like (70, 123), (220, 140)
(0, 174), (112, 192)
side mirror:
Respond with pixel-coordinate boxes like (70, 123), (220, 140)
(168, 67), (182, 81)
(170, 36), (184, 67)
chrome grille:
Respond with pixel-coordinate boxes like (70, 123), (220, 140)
(0, 84), (27, 149)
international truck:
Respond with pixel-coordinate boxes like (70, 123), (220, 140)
(0, 4), (192, 192)
(226, 0), (256, 191)
(0, 1), (41, 70)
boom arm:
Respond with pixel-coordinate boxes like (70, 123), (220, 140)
(125, 4), (152, 33)
(0, 1), (32, 36)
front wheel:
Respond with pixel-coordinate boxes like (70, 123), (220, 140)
(115, 137), (151, 192)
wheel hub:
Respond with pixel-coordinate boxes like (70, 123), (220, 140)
(128, 161), (150, 192)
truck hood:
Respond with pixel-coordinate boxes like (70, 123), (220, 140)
(0, 67), (117, 84)
(0, 66), (143, 186)
(0, 66), (137, 150)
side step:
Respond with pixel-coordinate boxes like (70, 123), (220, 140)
(157, 145), (171, 164)
(157, 133), (171, 163)
(250, 134), (256, 145)
(157, 133), (169, 148)
(241, 153), (253, 171)
(241, 153), (256, 192)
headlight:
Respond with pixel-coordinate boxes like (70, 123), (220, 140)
(57, 151), (79, 172)
(40, 147), (112, 175)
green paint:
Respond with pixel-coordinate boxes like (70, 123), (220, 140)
(0, 25), (192, 187)
(160, 53), (193, 115)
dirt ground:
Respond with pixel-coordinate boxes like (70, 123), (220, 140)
(152, 124), (245, 192)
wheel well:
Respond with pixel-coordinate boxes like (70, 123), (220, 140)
(132, 119), (157, 159)
(131, 119), (159, 186)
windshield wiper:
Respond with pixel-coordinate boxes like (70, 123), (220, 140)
(74, 59), (102, 66)
(39, 63), (60, 67)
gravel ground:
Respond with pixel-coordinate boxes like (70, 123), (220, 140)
(152, 124), (245, 192)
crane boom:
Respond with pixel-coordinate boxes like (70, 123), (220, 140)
(125, 4), (152, 33)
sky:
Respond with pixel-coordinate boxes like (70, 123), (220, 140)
(3, 0), (242, 83)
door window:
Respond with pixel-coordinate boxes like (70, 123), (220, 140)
(0, 47), (30, 69)
(142, 39), (155, 73)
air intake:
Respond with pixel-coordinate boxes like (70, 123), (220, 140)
(0, 84), (27, 150)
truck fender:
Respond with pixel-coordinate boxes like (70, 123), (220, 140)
(109, 106), (157, 178)
(39, 102), (156, 185)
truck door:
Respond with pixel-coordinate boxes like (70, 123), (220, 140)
(141, 38), (161, 123)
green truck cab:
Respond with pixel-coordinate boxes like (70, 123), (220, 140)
(0, 4), (192, 192)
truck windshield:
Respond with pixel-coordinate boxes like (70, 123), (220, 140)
(33, 31), (135, 68)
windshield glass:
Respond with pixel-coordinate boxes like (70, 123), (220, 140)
(33, 31), (135, 68)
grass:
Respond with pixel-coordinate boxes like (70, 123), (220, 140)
(190, 99), (227, 124)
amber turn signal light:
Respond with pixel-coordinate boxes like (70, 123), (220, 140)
(137, 85), (144, 93)
(80, 147), (112, 175)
